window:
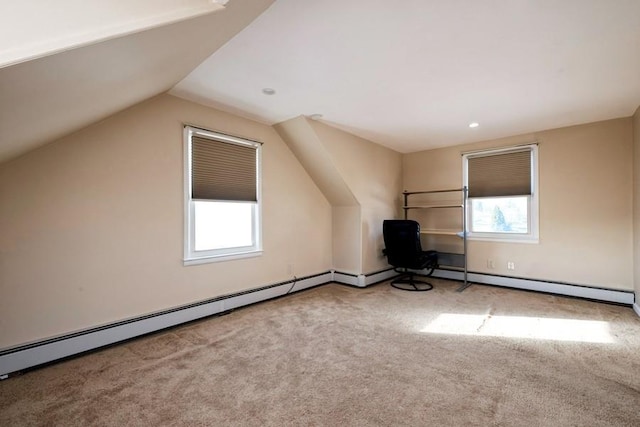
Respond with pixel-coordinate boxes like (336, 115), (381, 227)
(462, 144), (538, 242)
(184, 126), (262, 264)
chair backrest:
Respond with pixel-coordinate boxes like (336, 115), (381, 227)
(383, 219), (424, 268)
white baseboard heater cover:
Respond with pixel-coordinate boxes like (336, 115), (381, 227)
(332, 268), (397, 288)
(431, 268), (634, 305)
(0, 272), (332, 378)
(1, 267), (634, 378)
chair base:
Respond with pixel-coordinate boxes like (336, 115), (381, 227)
(390, 274), (433, 292)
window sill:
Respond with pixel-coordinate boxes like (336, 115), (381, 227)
(467, 235), (539, 244)
(184, 250), (263, 266)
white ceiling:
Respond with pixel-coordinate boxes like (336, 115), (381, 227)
(0, 0), (226, 68)
(172, 0), (640, 153)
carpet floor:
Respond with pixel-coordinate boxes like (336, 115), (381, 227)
(1, 279), (639, 426)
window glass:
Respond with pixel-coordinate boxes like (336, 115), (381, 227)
(470, 196), (528, 233)
(194, 201), (254, 251)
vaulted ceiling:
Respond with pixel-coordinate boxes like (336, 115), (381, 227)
(172, 0), (640, 153)
(2, 0), (639, 163)
(0, 0), (274, 162)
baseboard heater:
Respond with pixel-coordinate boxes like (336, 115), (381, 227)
(0, 268), (397, 378)
(430, 268), (635, 305)
(333, 268), (398, 287)
(0, 272), (334, 378)
(1, 267), (633, 378)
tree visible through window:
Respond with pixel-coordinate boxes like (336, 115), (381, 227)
(470, 196), (528, 233)
(492, 205), (509, 231)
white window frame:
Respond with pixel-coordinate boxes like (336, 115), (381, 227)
(462, 144), (539, 243)
(183, 126), (262, 265)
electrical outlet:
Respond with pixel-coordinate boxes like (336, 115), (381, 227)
(487, 259), (494, 269)
(287, 263), (294, 275)
(507, 262), (515, 270)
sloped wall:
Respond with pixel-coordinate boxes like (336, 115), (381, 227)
(273, 117), (361, 273)
(308, 121), (402, 274)
(275, 117), (402, 275)
(0, 0), (274, 163)
(0, 94), (332, 349)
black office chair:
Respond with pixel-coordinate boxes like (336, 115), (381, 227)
(383, 219), (438, 291)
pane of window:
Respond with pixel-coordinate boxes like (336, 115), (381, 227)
(194, 201), (253, 251)
(470, 197), (529, 233)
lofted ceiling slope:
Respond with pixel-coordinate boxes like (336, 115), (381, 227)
(3, 1), (639, 162)
(0, 0), (274, 163)
(0, 0), (229, 69)
(172, 0), (640, 153)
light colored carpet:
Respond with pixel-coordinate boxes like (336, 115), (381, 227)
(1, 279), (639, 426)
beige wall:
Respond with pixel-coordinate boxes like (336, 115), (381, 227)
(275, 116), (402, 275)
(273, 117), (361, 273)
(404, 118), (634, 290)
(332, 206), (362, 273)
(272, 117), (358, 206)
(0, 94), (332, 348)
(309, 121), (403, 273)
(633, 106), (640, 299)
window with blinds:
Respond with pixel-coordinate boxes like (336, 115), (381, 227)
(463, 144), (538, 241)
(184, 126), (262, 264)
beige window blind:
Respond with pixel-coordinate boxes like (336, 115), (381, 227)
(468, 149), (532, 198)
(191, 135), (257, 202)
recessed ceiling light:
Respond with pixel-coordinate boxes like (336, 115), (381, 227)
(262, 88), (276, 95)
(469, 122), (479, 128)
(309, 114), (323, 120)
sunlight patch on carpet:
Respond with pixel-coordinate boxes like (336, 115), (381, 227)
(421, 314), (614, 343)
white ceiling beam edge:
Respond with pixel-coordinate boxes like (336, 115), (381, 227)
(0, 0), (228, 69)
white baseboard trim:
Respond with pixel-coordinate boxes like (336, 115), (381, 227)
(361, 268), (398, 286)
(431, 269), (634, 305)
(633, 302), (640, 318)
(2, 268), (631, 378)
(0, 271), (332, 378)
(332, 268), (397, 288)
(332, 271), (360, 286)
